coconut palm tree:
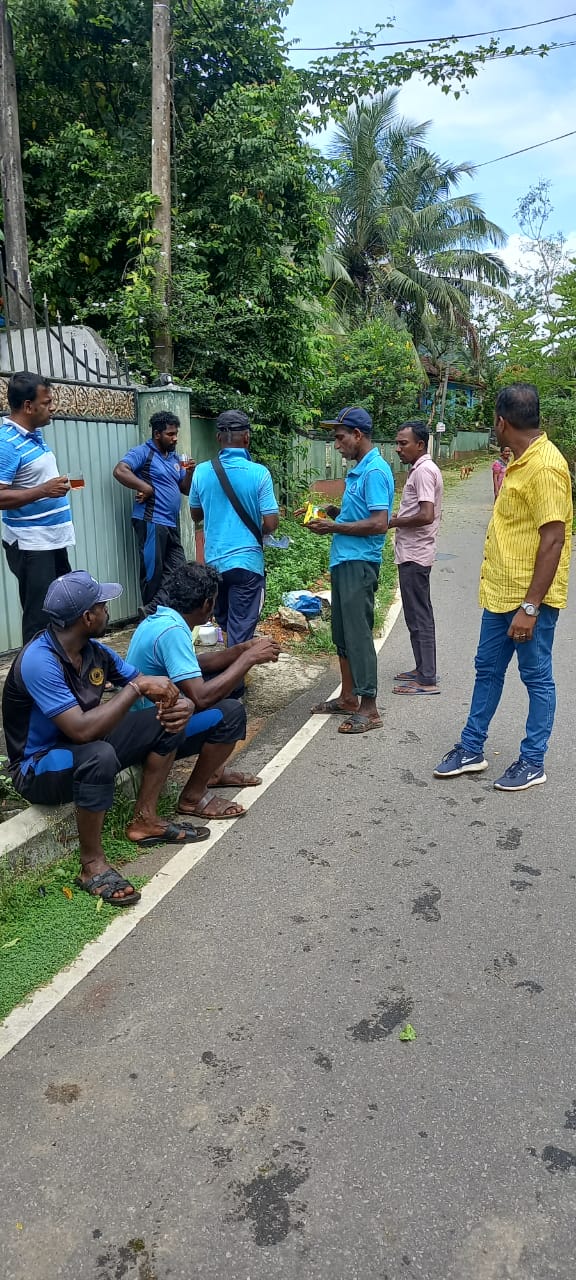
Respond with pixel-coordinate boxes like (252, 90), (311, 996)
(328, 93), (510, 343)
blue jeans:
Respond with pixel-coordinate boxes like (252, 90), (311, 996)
(461, 606), (559, 767)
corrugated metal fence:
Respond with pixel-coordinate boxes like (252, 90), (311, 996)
(0, 413), (141, 653)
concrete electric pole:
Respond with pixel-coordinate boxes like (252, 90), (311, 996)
(151, 0), (173, 372)
(0, 0), (32, 322)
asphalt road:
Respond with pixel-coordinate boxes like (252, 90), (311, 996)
(2, 464), (576, 1280)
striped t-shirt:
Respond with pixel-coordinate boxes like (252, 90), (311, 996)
(0, 419), (75, 550)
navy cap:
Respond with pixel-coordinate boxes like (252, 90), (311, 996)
(44, 571), (123, 625)
(322, 406), (373, 433)
(216, 409), (251, 433)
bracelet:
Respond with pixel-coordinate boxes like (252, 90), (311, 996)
(128, 679), (143, 697)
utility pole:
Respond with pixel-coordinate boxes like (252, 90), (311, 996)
(0, 0), (32, 323)
(151, 0), (172, 372)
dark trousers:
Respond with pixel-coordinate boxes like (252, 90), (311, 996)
(214, 568), (265, 647)
(12, 700), (246, 813)
(331, 560), (380, 699)
(3, 541), (72, 645)
(132, 519), (187, 607)
(398, 561), (437, 685)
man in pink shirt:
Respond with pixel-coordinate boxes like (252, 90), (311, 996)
(389, 422), (443, 694)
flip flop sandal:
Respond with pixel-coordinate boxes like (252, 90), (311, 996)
(178, 792), (247, 820)
(337, 714), (383, 735)
(393, 684), (441, 695)
(394, 670), (420, 681)
(212, 771), (262, 788)
(131, 822), (211, 848)
(310, 699), (358, 715)
(75, 868), (141, 907)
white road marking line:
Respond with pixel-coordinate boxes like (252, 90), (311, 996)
(0, 591), (402, 1061)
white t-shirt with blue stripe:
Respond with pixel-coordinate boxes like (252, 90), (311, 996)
(0, 418), (75, 550)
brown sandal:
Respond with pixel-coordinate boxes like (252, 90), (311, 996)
(178, 792), (247, 820)
(338, 714), (383, 735)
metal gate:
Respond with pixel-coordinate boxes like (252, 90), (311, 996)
(0, 276), (142, 654)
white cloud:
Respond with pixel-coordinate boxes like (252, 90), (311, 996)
(499, 231), (576, 275)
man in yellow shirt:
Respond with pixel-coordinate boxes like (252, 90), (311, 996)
(434, 383), (572, 791)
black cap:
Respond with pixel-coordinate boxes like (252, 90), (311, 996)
(216, 409), (251, 434)
(322, 406), (373, 434)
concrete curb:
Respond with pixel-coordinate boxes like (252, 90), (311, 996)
(0, 769), (140, 875)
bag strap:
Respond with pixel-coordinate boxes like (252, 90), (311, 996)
(211, 456), (263, 547)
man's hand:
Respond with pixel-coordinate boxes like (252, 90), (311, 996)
(247, 637), (282, 665)
(306, 518), (335, 536)
(157, 696), (194, 733)
(135, 483), (154, 503)
(181, 459), (196, 473)
(137, 675), (180, 707)
(507, 610), (537, 643)
(42, 475), (70, 498)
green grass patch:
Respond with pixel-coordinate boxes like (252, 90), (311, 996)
(0, 788), (177, 1022)
(263, 513), (331, 618)
(374, 537), (398, 633)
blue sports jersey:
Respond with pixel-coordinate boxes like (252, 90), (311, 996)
(189, 448), (278, 575)
(330, 448), (394, 568)
(120, 438), (186, 528)
(2, 630), (137, 773)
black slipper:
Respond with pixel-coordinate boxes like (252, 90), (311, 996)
(131, 821), (210, 848)
(75, 868), (141, 907)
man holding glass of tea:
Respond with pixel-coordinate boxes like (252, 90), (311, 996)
(0, 371), (75, 644)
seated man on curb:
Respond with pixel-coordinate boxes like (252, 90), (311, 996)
(127, 562), (281, 821)
(1, 571), (249, 907)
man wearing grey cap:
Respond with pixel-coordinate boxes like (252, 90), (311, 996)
(189, 410), (279, 661)
(1, 571), (247, 905)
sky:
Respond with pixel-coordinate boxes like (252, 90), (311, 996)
(282, 0), (576, 271)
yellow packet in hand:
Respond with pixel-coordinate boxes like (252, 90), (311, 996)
(303, 502), (327, 524)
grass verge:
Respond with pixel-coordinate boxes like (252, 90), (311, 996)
(0, 788), (176, 1023)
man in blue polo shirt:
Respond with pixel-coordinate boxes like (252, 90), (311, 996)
(127, 562), (280, 819)
(307, 407), (394, 734)
(0, 371), (74, 643)
(1, 571), (241, 907)
(189, 409), (279, 650)
(113, 410), (194, 610)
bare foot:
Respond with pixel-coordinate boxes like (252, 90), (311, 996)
(207, 768), (262, 788)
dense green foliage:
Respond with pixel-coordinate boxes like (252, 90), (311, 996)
(317, 319), (426, 439)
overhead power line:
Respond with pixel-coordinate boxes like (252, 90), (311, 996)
(476, 128), (576, 167)
(295, 11), (576, 53)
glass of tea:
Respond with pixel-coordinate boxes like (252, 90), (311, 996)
(69, 473), (85, 490)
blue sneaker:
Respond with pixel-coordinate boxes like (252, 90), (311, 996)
(433, 743), (488, 778)
(493, 759), (546, 791)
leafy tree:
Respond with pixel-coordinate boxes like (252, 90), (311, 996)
(318, 317), (426, 439)
(327, 94), (509, 343)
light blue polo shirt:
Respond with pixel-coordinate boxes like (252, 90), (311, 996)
(189, 448), (278, 576)
(330, 448), (394, 569)
(127, 607), (202, 700)
(126, 606), (223, 738)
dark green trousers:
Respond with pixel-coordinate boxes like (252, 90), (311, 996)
(331, 559), (380, 698)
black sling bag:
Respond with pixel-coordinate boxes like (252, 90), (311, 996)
(210, 455), (263, 548)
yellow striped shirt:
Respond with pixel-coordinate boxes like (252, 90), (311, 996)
(479, 433), (573, 611)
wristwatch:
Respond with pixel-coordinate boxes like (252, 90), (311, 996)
(520, 601), (539, 617)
